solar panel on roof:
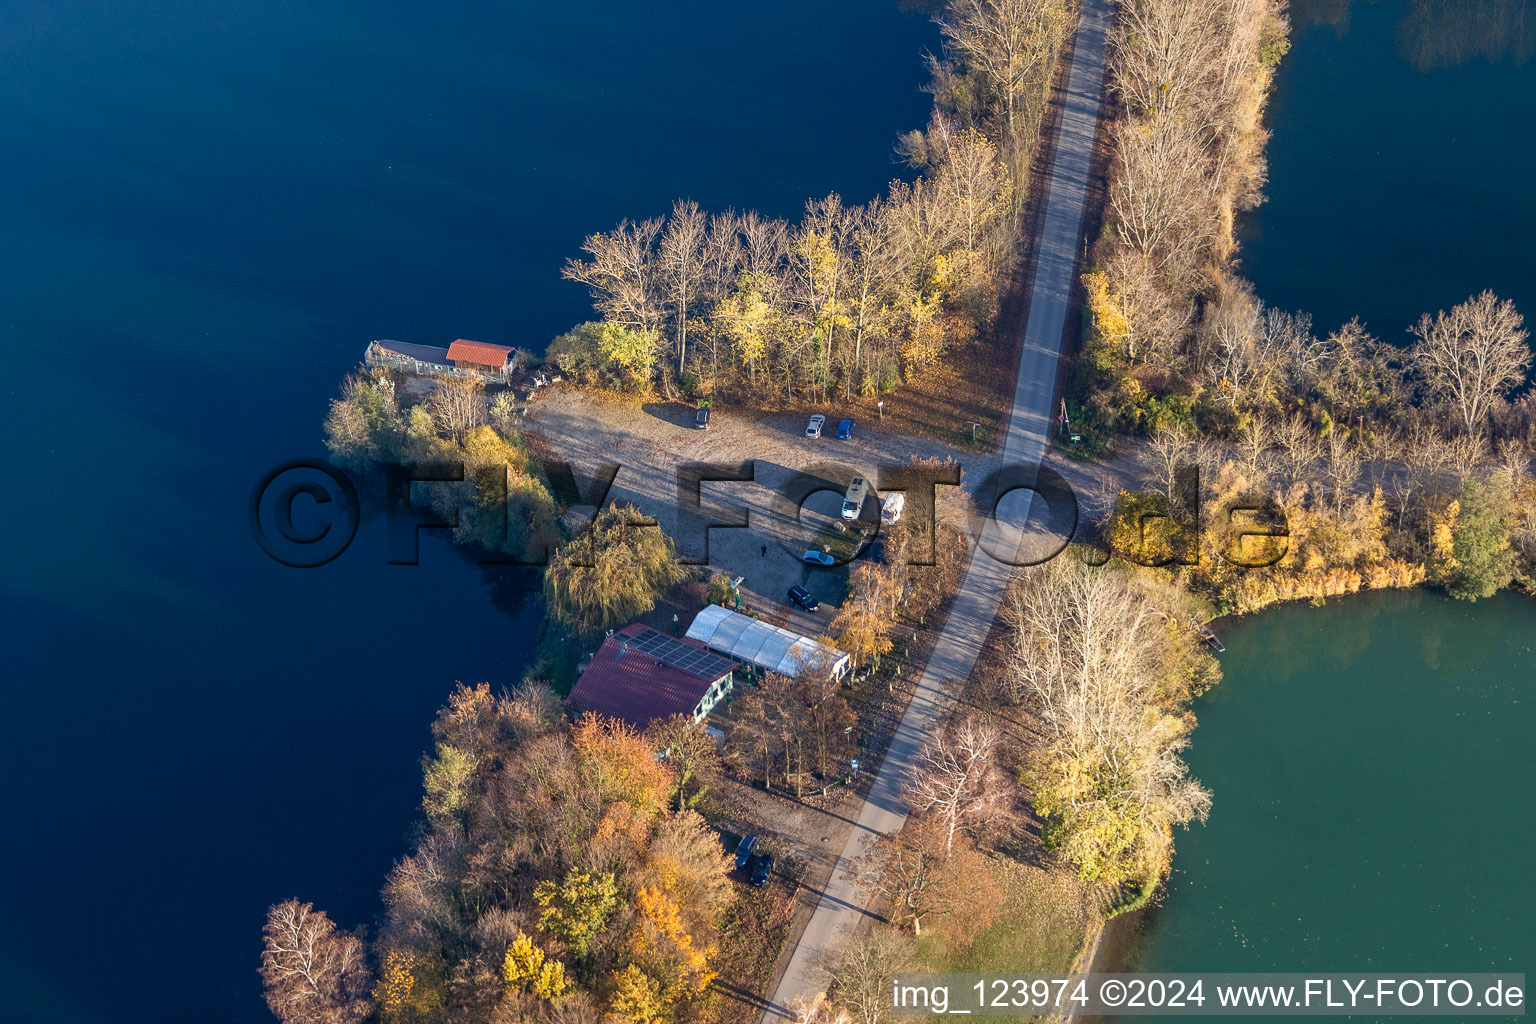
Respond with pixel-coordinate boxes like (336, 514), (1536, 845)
(622, 627), (737, 680)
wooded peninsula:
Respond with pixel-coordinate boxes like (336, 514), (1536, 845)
(272, 2), (1535, 1024)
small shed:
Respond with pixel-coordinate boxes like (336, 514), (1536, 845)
(566, 624), (741, 730)
(446, 338), (514, 378)
(367, 339), (454, 375)
(685, 605), (850, 680)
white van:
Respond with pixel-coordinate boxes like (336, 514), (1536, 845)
(880, 492), (905, 524)
(841, 477), (869, 520)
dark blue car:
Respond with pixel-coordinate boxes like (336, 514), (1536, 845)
(835, 417), (855, 440)
(749, 852), (774, 887)
(734, 834), (758, 869)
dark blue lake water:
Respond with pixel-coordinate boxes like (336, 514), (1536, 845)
(1241, 0), (1536, 339)
(0, 3), (936, 1021)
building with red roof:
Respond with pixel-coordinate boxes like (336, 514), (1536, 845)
(566, 624), (741, 730)
(446, 338), (515, 375)
(365, 338), (517, 383)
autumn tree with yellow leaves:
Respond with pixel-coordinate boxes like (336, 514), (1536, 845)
(560, 24), (1042, 406)
(271, 684), (743, 1024)
(501, 933), (569, 999)
(534, 870), (620, 961)
(829, 563), (904, 669)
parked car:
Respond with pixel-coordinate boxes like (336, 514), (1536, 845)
(734, 834), (759, 869)
(787, 585), (820, 611)
(841, 476), (869, 521)
(835, 417), (855, 440)
(805, 413), (825, 438)
(802, 549), (835, 567)
(880, 492), (905, 524)
(694, 406), (710, 429)
(749, 852), (774, 888)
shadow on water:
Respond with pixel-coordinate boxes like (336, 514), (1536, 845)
(1294, 0), (1536, 70)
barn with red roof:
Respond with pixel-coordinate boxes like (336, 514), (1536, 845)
(446, 338), (514, 375)
(566, 624), (741, 730)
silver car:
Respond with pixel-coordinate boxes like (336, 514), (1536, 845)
(805, 414), (825, 438)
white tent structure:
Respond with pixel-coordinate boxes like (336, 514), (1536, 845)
(685, 606), (851, 680)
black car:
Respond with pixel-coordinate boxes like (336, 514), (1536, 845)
(734, 834), (758, 869)
(694, 406), (710, 429)
(749, 852), (774, 888)
(787, 585), (820, 611)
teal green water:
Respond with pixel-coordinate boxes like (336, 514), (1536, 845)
(1126, 3), (1536, 1007)
(1123, 589), (1535, 1005)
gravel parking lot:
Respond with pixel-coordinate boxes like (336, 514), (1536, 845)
(522, 388), (1143, 619)
(523, 390), (997, 619)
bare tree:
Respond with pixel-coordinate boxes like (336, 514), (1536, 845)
(1324, 431), (1361, 514)
(659, 199), (709, 377)
(1496, 437), (1531, 485)
(382, 829), (467, 947)
(543, 991), (604, 1024)
(1107, 116), (1213, 283)
(1410, 291), (1531, 434)
(1146, 424), (1198, 509)
(1197, 276), (1264, 408)
(934, 0), (1069, 148)
(1099, 246), (1193, 366)
(798, 670), (858, 780)
(904, 716), (1009, 853)
(427, 378), (486, 441)
(1235, 412), (1273, 481)
(562, 217), (665, 336)
(1113, 0), (1243, 118)
(822, 927), (916, 1024)
(260, 901), (372, 1024)
(1274, 414), (1323, 489)
(788, 993), (854, 1024)
(1446, 431), (1490, 483)
(931, 124), (1016, 259)
(847, 819), (979, 937)
(1404, 420), (1455, 495)
(1364, 424), (1402, 493)
(1265, 307), (1323, 398)
(1003, 560), (1211, 884)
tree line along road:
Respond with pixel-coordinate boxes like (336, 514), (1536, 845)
(759, 0), (1114, 1016)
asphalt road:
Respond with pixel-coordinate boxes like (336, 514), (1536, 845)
(758, 0), (1113, 1015)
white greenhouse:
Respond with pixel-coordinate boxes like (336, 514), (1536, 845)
(685, 605), (851, 680)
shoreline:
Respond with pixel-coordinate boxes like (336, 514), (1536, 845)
(1076, 582), (1536, 1003)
